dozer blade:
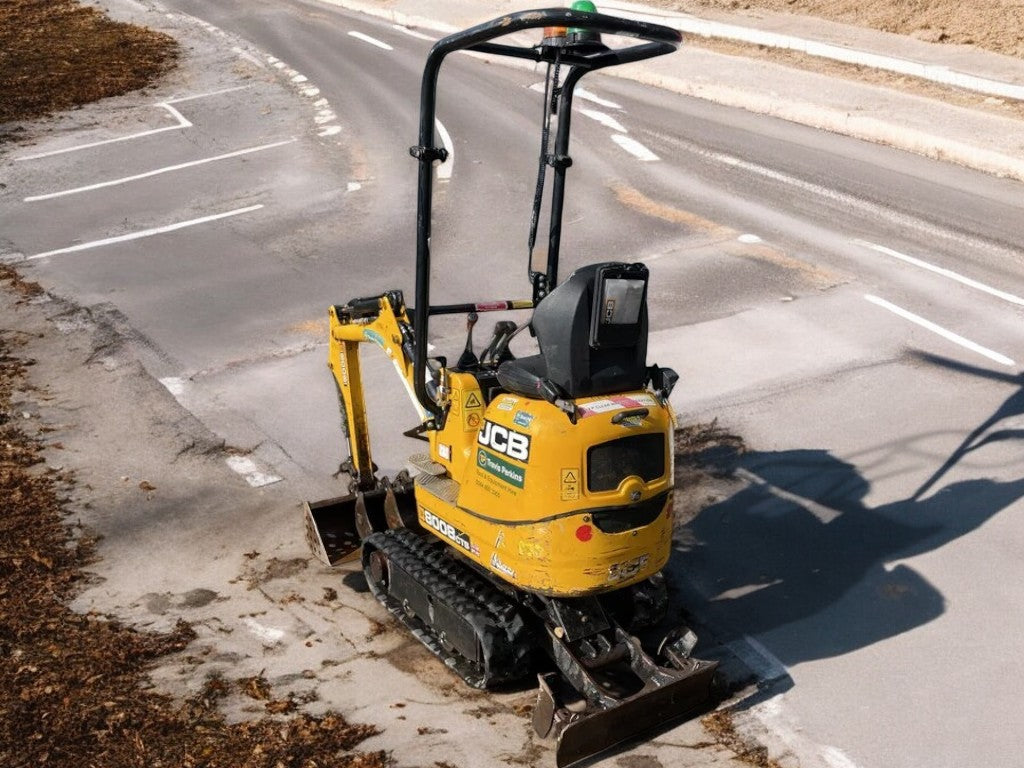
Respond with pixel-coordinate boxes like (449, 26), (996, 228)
(536, 622), (719, 768)
(551, 658), (717, 768)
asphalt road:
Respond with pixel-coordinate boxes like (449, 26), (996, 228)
(4, 1), (1024, 766)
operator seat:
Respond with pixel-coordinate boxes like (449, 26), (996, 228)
(497, 262), (649, 400)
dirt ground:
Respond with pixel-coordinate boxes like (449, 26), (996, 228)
(0, 0), (1019, 766)
(0, 267), (390, 768)
(659, 0), (1024, 58)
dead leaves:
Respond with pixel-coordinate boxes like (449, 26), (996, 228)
(0, 0), (179, 125)
(0, 293), (387, 768)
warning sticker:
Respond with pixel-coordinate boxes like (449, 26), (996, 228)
(463, 390), (484, 431)
(578, 394), (657, 418)
(560, 468), (580, 501)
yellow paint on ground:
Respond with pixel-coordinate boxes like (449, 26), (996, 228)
(724, 240), (845, 289)
(611, 181), (845, 289)
(610, 181), (731, 236)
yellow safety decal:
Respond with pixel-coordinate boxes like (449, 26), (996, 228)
(560, 468), (580, 501)
(463, 390), (483, 431)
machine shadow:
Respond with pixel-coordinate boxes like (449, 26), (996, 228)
(670, 356), (1024, 672)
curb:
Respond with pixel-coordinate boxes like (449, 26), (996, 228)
(320, 0), (1024, 182)
(601, 0), (1024, 102)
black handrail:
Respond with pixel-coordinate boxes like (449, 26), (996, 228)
(410, 8), (682, 422)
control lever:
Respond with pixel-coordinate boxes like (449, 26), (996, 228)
(456, 311), (479, 368)
(481, 320), (518, 366)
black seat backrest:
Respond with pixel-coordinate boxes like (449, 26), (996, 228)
(499, 262), (649, 400)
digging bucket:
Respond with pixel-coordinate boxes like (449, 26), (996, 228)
(304, 478), (419, 566)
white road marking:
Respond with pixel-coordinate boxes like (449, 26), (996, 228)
(822, 746), (862, 768)
(651, 130), (1023, 263)
(529, 83), (624, 113)
(25, 138), (296, 202)
(735, 467), (842, 524)
(318, 125), (342, 137)
(865, 294), (1016, 367)
(580, 108), (628, 133)
(857, 240), (1024, 307)
(738, 233), (763, 244)
(434, 118), (454, 182)
(576, 87), (622, 109)
(232, 46), (265, 69)
(348, 30), (393, 50)
(347, 182), (362, 192)
(725, 634), (788, 684)
(163, 84), (252, 104)
(159, 376), (187, 397)
(14, 103), (192, 161)
(242, 617), (285, 644)
(747, 694), (864, 768)
(226, 455), (283, 488)
(393, 24), (435, 41)
(26, 205), (264, 260)
(611, 134), (659, 162)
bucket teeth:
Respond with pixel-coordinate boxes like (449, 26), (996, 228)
(304, 476), (419, 566)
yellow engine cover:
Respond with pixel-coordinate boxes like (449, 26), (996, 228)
(417, 389), (675, 598)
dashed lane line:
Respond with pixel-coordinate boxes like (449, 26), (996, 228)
(23, 205), (264, 261)
(580, 108), (628, 133)
(348, 30), (394, 50)
(225, 455), (283, 488)
(611, 133), (659, 161)
(865, 294), (1016, 367)
(856, 240), (1024, 307)
(24, 139), (297, 202)
(528, 82), (623, 111)
(648, 128), (1024, 264)
(576, 87), (623, 110)
(393, 24), (435, 41)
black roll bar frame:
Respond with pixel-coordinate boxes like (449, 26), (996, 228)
(409, 8), (682, 422)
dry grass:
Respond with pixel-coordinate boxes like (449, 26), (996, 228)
(0, 0), (178, 126)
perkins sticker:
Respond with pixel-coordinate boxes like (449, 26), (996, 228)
(512, 410), (534, 429)
(478, 448), (526, 489)
(422, 508), (472, 552)
(478, 420), (531, 462)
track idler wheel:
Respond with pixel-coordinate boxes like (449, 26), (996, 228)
(363, 542), (390, 600)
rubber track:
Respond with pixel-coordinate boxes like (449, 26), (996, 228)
(364, 528), (534, 689)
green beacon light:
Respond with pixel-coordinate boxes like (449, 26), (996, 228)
(568, 0), (602, 47)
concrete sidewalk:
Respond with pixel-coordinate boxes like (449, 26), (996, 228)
(326, 0), (1024, 182)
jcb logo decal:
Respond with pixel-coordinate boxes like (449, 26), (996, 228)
(477, 420), (531, 462)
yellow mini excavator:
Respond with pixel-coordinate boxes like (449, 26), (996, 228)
(303, 6), (717, 765)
